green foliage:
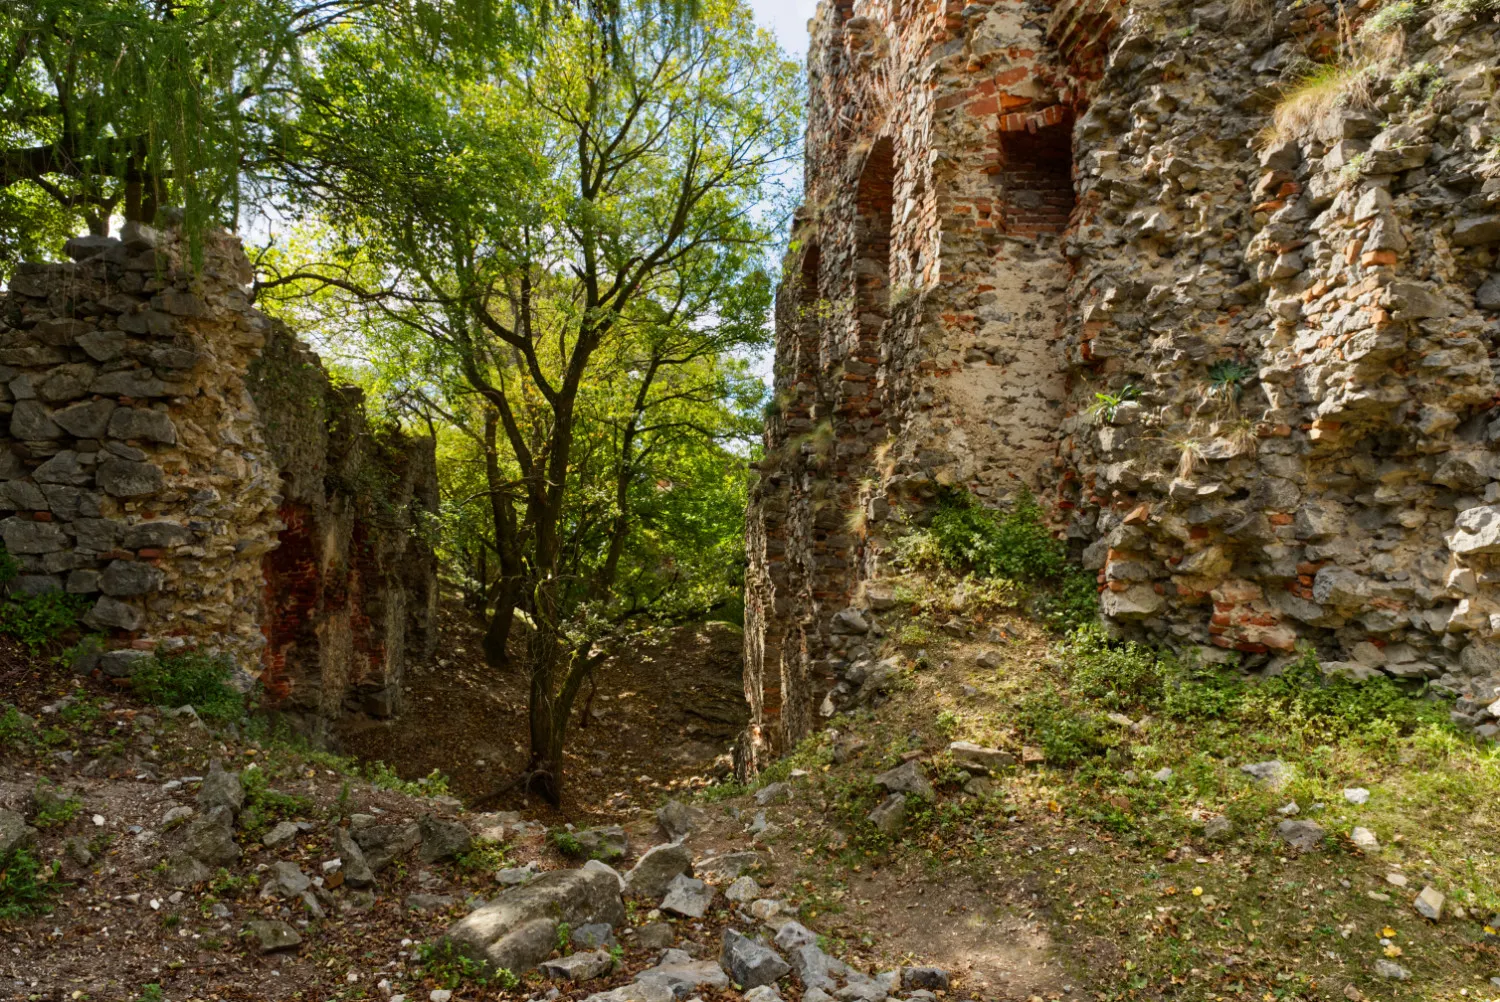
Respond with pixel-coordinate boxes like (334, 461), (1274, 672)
(0, 577), (88, 653)
(1439, 0), (1500, 13)
(1391, 61), (1445, 101)
(0, 848), (64, 918)
(1363, 0), (1428, 32)
(129, 652), (244, 722)
(139, 986), (165, 1002)
(930, 490), (1066, 583)
(1061, 627), (1173, 712)
(239, 768), (312, 838)
(550, 830), (586, 858)
(1085, 385), (1139, 424)
(696, 779), (750, 803)
(454, 839), (509, 873)
(414, 938), (515, 990)
(1016, 688), (1116, 767)
(31, 780), (81, 829)
(0, 704), (37, 748)
(556, 921), (572, 951)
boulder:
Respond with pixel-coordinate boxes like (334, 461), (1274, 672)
(445, 867), (626, 976)
(636, 948), (731, 996)
(245, 919), (302, 953)
(868, 794), (907, 835)
(659, 872), (716, 918)
(178, 806), (239, 866)
(0, 809), (38, 857)
(635, 921), (675, 949)
(1276, 820), (1325, 853)
(539, 950), (614, 981)
(583, 858), (626, 890)
(725, 875), (760, 903)
(872, 761), (932, 799)
(787, 943), (849, 990)
(197, 761), (244, 813)
(334, 827), (375, 887)
(948, 742), (1014, 774)
(583, 985), (675, 1002)
(419, 814), (473, 863)
(564, 825), (628, 862)
(263, 821), (301, 849)
(656, 799), (704, 842)
(1239, 760), (1290, 789)
(353, 821), (421, 871)
(721, 929), (791, 989)
(773, 921), (816, 951)
(696, 851), (761, 882)
(624, 842), (694, 899)
(902, 967), (950, 991)
(572, 922), (617, 949)
(1414, 885), (1444, 920)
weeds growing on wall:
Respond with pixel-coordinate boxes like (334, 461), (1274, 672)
(130, 652), (245, 722)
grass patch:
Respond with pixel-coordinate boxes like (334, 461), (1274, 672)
(130, 652), (244, 722)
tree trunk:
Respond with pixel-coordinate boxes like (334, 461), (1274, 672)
(481, 410), (522, 670)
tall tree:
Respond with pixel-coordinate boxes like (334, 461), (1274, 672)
(270, 0), (799, 803)
(0, 0), (375, 267)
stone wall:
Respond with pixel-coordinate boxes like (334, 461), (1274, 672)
(744, 0), (1500, 770)
(0, 224), (437, 734)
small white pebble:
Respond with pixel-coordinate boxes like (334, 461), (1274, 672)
(91, 815), (105, 827)
(149, 899), (160, 911)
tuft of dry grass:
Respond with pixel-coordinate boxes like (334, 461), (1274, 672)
(1267, 62), (1378, 143)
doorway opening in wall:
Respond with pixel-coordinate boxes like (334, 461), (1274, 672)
(997, 113), (1075, 238)
(855, 137), (895, 322)
(800, 243), (821, 305)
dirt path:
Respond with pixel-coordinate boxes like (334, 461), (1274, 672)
(336, 604), (748, 824)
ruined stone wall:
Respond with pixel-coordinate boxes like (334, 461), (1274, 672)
(0, 225), (437, 733)
(744, 0), (1500, 769)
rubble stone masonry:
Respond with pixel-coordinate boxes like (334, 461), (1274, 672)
(744, 0), (1500, 771)
(0, 225), (437, 738)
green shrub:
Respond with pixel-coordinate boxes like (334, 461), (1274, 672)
(930, 489), (1066, 583)
(454, 839), (509, 873)
(1246, 649), (1447, 738)
(1061, 625), (1172, 712)
(414, 938), (516, 990)
(1363, 0), (1428, 33)
(1439, 0), (1500, 14)
(0, 848), (64, 918)
(1016, 689), (1115, 767)
(0, 590), (89, 653)
(130, 652), (244, 721)
(0, 704), (37, 748)
(238, 768), (312, 838)
(31, 781), (82, 829)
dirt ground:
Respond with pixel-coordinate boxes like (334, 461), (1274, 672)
(335, 604), (749, 824)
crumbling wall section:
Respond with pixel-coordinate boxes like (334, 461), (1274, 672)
(746, 0), (1500, 766)
(0, 225), (437, 731)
